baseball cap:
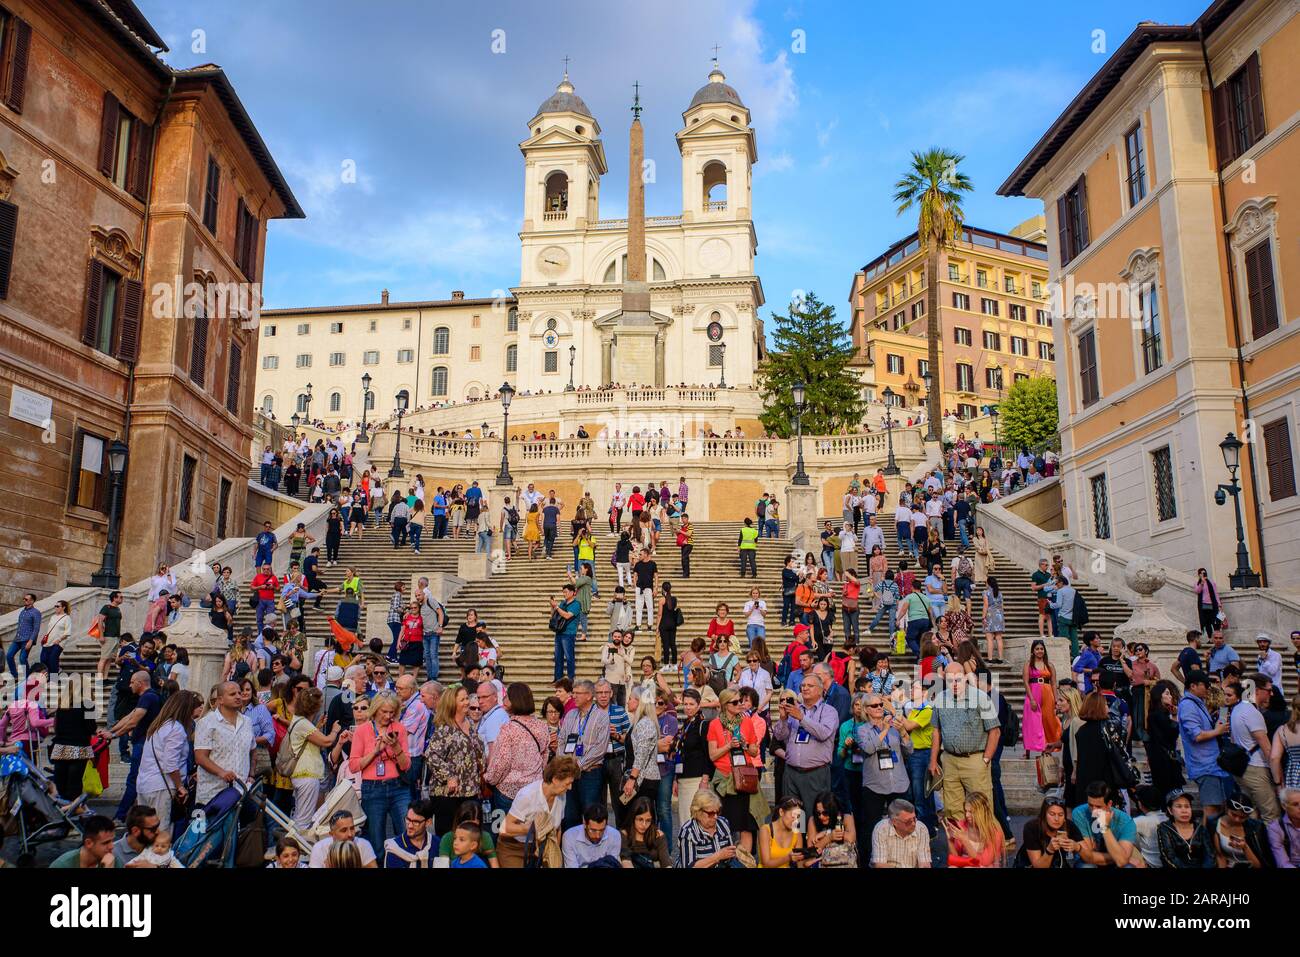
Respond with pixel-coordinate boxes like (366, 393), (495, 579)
(793, 623), (810, 636)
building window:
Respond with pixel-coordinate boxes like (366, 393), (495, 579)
(544, 351), (558, 373)
(507, 307), (518, 332)
(1138, 285), (1162, 373)
(330, 321), (343, 334)
(433, 326), (450, 354)
(402, 318), (412, 330)
(953, 292), (970, 310)
(225, 342), (242, 415)
(709, 344), (724, 367)
(1009, 304), (1026, 322)
(886, 354), (904, 375)
(233, 199), (258, 278)
(264, 325), (277, 337)
(1263, 419), (1297, 501)
(980, 298), (999, 317)
(178, 454), (197, 524)
(948, 263), (961, 281)
(364, 391), (374, 411)
(505, 344), (517, 372)
(261, 395), (273, 414)
(329, 352), (345, 367)
(1124, 123), (1147, 206)
(1014, 372), (1029, 384)
(471, 314), (481, 329)
(1004, 275), (1018, 294)
(81, 260), (142, 362)
(189, 304), (209, 388)
(202, 156), (220, 233)
(954, 327), (972, 346)
(917, 359), (929, 378)
(0, 11), (32, 114)
(97, 95), (152, 200)
(984, 366), (1003, 390)
(1214, 53), (1265, 167)
(217, 477), (232, 538)
(69, 429), (109, 512)
(1036, 309), (1052, 327)
(1038, 341), (1055, 361)
(1151, 446), (1177, 521)
(976, 270), (989, 289)
(431, 367), (448, 396)
(892, 311), (904, 330)
(1032, 281), (1043, 299)
(1243, 239), (1279, 340)
(296, 354), (311, 368)
(1010, 337), (1027, 356)
(262, 355), (278, 370)
(1078, 329), (1099, 407)
(1057, 175), (1090, 266)
(297, 323), (309, 335)
(329, 391), (341, 412)
(368, 319), (377, 332)
(1090, 474), (1111, 539)
(956, 403), (977, 419)
(296, 393), (309, 414)
(470, 345), (481, 362)
(955, 363), (974, 392)
(397, 349), (414, 363)
(363, 350), (379, 365)
(983, 331), (1001, 351)
(911, 301), (924, 320)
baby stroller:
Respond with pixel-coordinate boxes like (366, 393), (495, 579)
(173, 778), (265, 868)
(0, 751), (88, 867)
(258, 776), (366, 855)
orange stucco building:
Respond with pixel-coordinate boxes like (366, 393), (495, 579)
(0, 0), (302, 607)
(1000, 0), (1300, 588)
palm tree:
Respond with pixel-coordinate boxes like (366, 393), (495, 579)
(894, 148), (973, 442)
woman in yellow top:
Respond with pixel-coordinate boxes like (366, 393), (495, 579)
(759, 796), (809, 868)
(286, 686), (342, 831)
(340, 567), (365, 608)
(576, 526), (596, 578)
(523, 502), (542, 559)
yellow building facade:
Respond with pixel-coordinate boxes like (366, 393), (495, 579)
(848, 219), (1055, 422)
(1000, 0), (1300, 588)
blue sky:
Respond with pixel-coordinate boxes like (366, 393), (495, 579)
(140, 0), (1208, 327)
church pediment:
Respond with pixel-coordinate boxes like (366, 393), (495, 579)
(593, 309), (674, 329)
(678, 115), (748, 137)
(520, 125), (598, 149)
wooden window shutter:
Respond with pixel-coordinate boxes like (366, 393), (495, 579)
(242, 210), (258, 276)
(97, 93), (119, 177)
(1245, 241), (1278, 339)
(3, 18), (31, 114)
(1263, 419), (1296, 501)
(1056, 195), (1072, 265)
(0, 199), (16, 299)
(1075, 175), (1090, 252)
(234, 198), (247, 269)
(116, 277), (142, 362)
(189, 310), (209, 386)
(225, 341), (242, 414)
(1212, 80), (1233, 167)
(1243, 52), (1266, 147)
(127, 119), (154, 202)
(203, 158), (220, 233)
(81, 259), (104, 346)
(1078, 329), (1098, 406)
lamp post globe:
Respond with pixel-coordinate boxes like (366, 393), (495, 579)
(496, 381), (515, 486)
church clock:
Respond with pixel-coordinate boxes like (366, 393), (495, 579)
(536, 245), (570, 279)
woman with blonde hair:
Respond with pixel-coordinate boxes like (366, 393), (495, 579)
(946, 792), (1004, 867)
(286, 686), (342, 830)
(222, 633), (258, 682)
(423, 683), (485, 835)
(619, 684), (662, 814)
(326, 839), (364, 869)
(347, 690), (411, 854)
(674, 787), (740, 868)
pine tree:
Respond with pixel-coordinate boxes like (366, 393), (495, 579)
(999, 376), (1059, 450)
(758, 291), (867, 438)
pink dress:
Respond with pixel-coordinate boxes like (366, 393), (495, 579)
(1022, 666), (1053, 752)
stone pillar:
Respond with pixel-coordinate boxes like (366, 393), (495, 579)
(170, 555), (233, 700)
(601, 336), (612, 386)
(654, 330), (665, 388)
(784, 484), (819, 556)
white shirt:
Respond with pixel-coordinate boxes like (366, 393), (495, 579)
(610, 490), (625, 509)
(925, 499), (942, 518)
(169, 663), (190, 690)
(194, 709), (254, 804)
(738, 666), (773, 708)
(136, 720), (190, 796)
(743, 599), (767, 625)
(1257, 648), (1283, 687)
(477, 704), (509, 751)
(506, 779), (566, 843)
(148, 573), (177, 602)
(894, 505), (912, 524)
(861, 492), (878, 515)
(521, 488), (543, 509)
(309, 835), (377, 868)
(861, 525), (885, 555)
(1229, 700), (1268, 767)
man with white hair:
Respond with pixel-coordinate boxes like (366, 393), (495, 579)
(475, 680), (509, 757)
(871, 799), (931, 868)
(1269, 789), (1300, 867)
(772, 670), (838, 811)
(326, 664), (369, 730)
(419, 680), (443, 716)
(396, 674), (431, 801)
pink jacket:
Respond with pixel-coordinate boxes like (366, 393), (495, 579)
(0, 682), (54, 747)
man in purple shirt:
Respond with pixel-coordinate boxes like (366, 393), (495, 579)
(771, 671), (838, 811)
(1269, 789), (1300, 867)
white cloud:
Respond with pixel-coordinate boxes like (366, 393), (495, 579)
(764, 151), (795, 173)
(726, 11), (799, 136)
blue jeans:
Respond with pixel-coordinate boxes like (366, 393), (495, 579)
(565, 767), (605, 830)
(405, 756), (425, 803)
(361, 778), (409, 860)
(553, 629), (577, 681)
(765, 519), (779, 538)
(904, 618), (928, 657)
(906, 749), (937, 832)
(259, 464), (271, 485)
(409, 523), (423, 552)
(476, 528), (492, 553)
(5, 639), (29, 679)
(115, 739), (145, 820)
(990, 748), (1013, 839)
(868, 603), (895, 634)
(423, 634), (440, 680)
(255, 598), (276, 635)
(745, 624), (765, 646)
(655, 767), (676, 855)
(957, 520), (970, 550)
(387, 621), (401, 660)
(781, 594), (795, 626)
(39, 644), (63, 675)
(757, 518), (767, 538)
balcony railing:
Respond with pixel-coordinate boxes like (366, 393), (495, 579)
(590, 215), (683, 230)
(704, 200), (727, 212)
(542, 210), (567, 222)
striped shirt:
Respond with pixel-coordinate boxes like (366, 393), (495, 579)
(870, 818), (931, 868)
(674, 817), (735, 868)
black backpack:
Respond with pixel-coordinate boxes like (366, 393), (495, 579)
(1216, 739), (1257, 778)
(507, 506), (520, 526)
(996, 690), (1020, 750)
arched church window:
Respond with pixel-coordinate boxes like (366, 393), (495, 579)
(433, 326), (450, 355)
(703, 161), (727, 208)
(467, 386), (480, 400)
(364, 390), (375, 411)
(431, 367), (448, 397)
(261, 395), (274, 414)
(506, 344), (517, 372)
(329, 391), (341, 412)
(653, 258), (666, 281)
(544, 171), (569, 212)
(295, 393), (309, 414)
(603, 261), (617, 284)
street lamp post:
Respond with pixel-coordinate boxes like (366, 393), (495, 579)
(791, 380), (809, 486)
(566, 344), (576, 392)
(304, 381), (313, 426)
(388, 392), (408, 479)
(921, 371), (937, 442)
(990, 405), (1000, 449)
(291, 412), (300, 431)
(1216, 432), (1261, 589)
(357, 372), (372, 443)
(718, 343), (727, 389)
(495, 381), (515, 487)
(881, 386), (899, 476)
(90, 439), (129, 588)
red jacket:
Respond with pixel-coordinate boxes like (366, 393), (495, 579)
(252, 573), (280, 601)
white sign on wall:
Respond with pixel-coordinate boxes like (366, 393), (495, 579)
(8, 384), (53, 428)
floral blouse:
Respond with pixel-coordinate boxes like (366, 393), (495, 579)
(943, 609), (974, 646)
(424, 722), (484, 797)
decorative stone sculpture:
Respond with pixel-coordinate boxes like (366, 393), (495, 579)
(165, 549), (233, 699)
(1113, 557), (1189, 678)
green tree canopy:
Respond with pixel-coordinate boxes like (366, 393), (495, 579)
(998, 376), (1059, 450)
(758, 291), (866, 438)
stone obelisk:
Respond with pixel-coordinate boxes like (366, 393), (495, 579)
(615, 82), (659, 386)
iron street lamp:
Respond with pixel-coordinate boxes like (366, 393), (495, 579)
(357, 372), (372, 443)
(90, 439), (129, 588)
(388, 391), (408, 479)
(718, 342), (727, 389)
(920, 370), (938, 442)
(791, 380), (809, 486)
(495, 381), (515, 487)
(881, 386), (899, 476)
(990, 404), (1000, 448)
(566, 344), (577, 392)
(1215, 432), (1261, 589)
(291, 412), (300, 430)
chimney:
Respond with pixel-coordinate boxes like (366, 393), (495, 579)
(451, 290), (465, 301)
(380, 288), (389, 305)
